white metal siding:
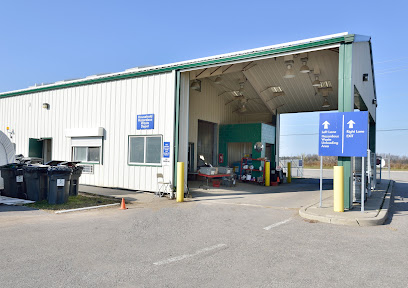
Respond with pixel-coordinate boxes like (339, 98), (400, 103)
(352, 42), (376, 121)
(0, 72), (176, 192)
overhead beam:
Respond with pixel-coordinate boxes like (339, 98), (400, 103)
(243, 69), (279, 115)
(190, 62), (257, 80)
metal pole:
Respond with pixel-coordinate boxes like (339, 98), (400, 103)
(334, 166), (344, 212)
(361, 157), (365, 212)
(287, 162), (292, 183)
(320, 156), (323, 207)
(177, 162), (185, 202)
(265, 161), (270, 187)
(367, 149), (371, 197)
(388, 153), (391, 180)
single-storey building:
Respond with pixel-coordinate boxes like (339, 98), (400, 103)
(0, 32), (377, 209)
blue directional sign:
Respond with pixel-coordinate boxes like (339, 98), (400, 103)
(319, 111), (368, 157)
(163, 142), (170, 158)
(137, 114), (154, 130)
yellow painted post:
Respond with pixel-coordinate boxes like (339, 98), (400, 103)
(265, 161), (270, 186)
(333, 166), (344, 212)
(176, 162), (184, 202)
(287, 162), (292, 183)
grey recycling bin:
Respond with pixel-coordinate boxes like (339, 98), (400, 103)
(69, 166), (84, 196)
(0, 164), (27, 199)
(47, 166), (72, 204)
(23, 165), (49, 201)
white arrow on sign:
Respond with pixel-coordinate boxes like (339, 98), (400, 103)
(322, 121), (330, 129)
(347, 120), (356, 129)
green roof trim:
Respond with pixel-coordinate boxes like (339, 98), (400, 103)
(0, 35), (349, 99)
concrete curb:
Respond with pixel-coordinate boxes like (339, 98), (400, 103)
(55, 203), (120, 214)
(299, 180), (394, 226)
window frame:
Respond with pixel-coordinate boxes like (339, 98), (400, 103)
(72, 146), (102, 164)
(128, 135), (163, 166)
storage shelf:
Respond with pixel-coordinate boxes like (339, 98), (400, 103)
(240, 157), (267, 184)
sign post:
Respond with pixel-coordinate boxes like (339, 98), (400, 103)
(319, 111), (368, 157)
(320, 156), (323, 207)
(318, 111), (369, 211)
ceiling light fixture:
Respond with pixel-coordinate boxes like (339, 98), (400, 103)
(240, 105), (247, 113)
(190, 80), (201, 92)
(299, 57), (310, 73)
(283, 55), (296, 79)
(214, 76), (222, 84)
(283, 61), (295, 79)
(312, 65), (321, 87)
(322, 97), (330, 108)
(312, 76), (321, 87)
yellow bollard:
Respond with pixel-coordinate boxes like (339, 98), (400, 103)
(265, 161), (270, 186)
(176, 162), (184, 202)
(287, 162), (291, 183)
(333, 166), (344, 212)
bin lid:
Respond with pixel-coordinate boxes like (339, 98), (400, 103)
(0, 163), (26, 170)
(45, 160), (66, 166)
(60, 161), (81, 167)
(47, 166), (72, 174)
(23, 165), (49, 172)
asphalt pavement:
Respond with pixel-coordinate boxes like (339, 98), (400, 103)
(0, 170), (407, 287)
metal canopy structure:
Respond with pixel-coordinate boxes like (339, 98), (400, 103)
(189, 49), (340, 115)
(177, 32), (377, 210)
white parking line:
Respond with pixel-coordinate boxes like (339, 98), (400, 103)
(263, 218), (292, 230)
(200, 201), (292, 210)
(153, 243), (227, 266)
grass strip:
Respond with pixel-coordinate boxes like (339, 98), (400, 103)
(24, 194), (120, 211)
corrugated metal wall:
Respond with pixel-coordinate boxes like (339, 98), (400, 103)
(227, 142), (252, 166)
(0, 72), (176, 192)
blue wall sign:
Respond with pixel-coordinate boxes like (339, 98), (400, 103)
(137, 114), (154, 130)
(319, 111), (368, 157)
(163, 142), (170, 158)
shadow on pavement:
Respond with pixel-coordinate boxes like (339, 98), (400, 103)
(0, 205), (39, 213)
(189, 178), (333, 199)
(384, 181), (408, 224)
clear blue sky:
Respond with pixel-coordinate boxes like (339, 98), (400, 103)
(1, 0), (407, 156)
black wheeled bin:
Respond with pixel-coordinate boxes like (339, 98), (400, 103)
(69, 166), (84, 196)
(271, 170), (278, 183)
(0, 164), (27, 199)
(23, 165), (49, 201)
(47, 166), (72, 204)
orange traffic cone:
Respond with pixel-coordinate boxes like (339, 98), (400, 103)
(119, 198), (127, 210)
(277, 176), (280, 183)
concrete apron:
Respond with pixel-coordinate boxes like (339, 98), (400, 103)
(187, 179), (334, 210)
(299, 180), (393, 226)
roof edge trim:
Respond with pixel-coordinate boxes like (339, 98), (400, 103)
(0, 35), (348, 99)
